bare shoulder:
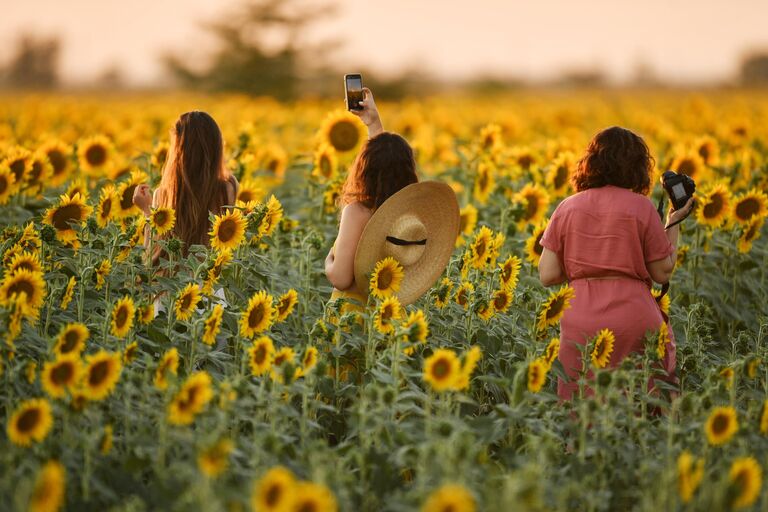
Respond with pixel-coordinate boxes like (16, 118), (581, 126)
(341, 202), (373, 223)
(152, 188), (162, 207)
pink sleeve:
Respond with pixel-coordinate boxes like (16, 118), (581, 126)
(643, 203), (674, 262)
(540, 204), (563, 254)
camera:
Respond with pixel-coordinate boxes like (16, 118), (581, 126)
(661, 170), (695, 210)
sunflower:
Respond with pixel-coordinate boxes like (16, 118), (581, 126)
(421, 483), (476, 512)
(453, 345), (482, 391)
(656, 322), (671, 360)
(7, 250), (43, 275)
(240, 291), (275, 338)
(468, 226), (494, 270)
(40, 140), (71, 186)
(271, 346), (297, 383)
(527, 358), (548, 393)
(491, 288), (513, 314)
(210, 209), (247, 253)
(704, 406), (738, 446)
(236, 179), (266, 204)
(150, 207), (176, 236)
(537, 285), (576, 332)
(651, 288), (670, 315)
(695, 182), (731, 228)
(275, 289), (298, 323)
(115, 171), (147, 219)
(746, 357), (761, 379)
(54, 323), (88, 356)
(731, 188), (768, 225)
(302, 346), (319, 373)
(167, 371), (213, 426)
(525, 222), (547, 265)
(4, 146), (31, 184)
(590, 328), (615, 368)
(456, 204), (478, 246)
(151, 141), (169, 169)
(312, 142), (338, 182)
(670, 150), (708, 182)
(433, 278), (453, 309)
(41, 355), (81, 399)
(515, 183), (550, 228)
(738, 217), (764, 253)
(94, 259), (111, 291)
(110, 296), (135, 338)
(455, 282), (474, 309)
(81, 350), (122, 401)
(547, 151), (575, 196)
(374, 296), (402, 335)
(401, 309), (429, 344)
(247, 336), (275, 376)
(719, 367), (735, 389)
(544, 338), (560, 368)
(77, 135), (112, 175)
(202, 304), (224, 346)
(319, 110), (366, 153)
(259, 143), (288, 179)
(476, 300), (495, 322)
(174, 283), (201, 322)
(123, 341), (139, 364)
(28, 460), (66, 512)
(262, 195), (283, 237)
(43, 193), (93, 243)
(729, 457), (762, 509)
(7, 398), (53, 446)
(760, 400), (768, 434)
(154, 348), (179, 390)
(323, 179), (344, 214)
(25, 152), (52, 194)
(473, 159), (495, 205)
(100, 424), (113, 454)
(197, 438), (234, 479)
(498, 255), (522, 291)
(423, 348), (460, 392)
(369, 257), (405, 299)
(202, 250), (233, 295)
(0, 268), (47, 317)
(138, 302), (154, 324)
(694, 135), (719, 166)
(0, 162), (18, 205)
(64, 179), (89, 203)
(677, 451), (704, 504)
(252, 466), (296, 512)
(287, 481), (338, 512)
(93, 185), (117, 228)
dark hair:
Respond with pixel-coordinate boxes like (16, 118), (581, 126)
(341, 132), (418, 209)
(571, 126), (654, 195)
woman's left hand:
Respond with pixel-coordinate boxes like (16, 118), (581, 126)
(350, 87), (383, 138)
(667, 196), (695, 227)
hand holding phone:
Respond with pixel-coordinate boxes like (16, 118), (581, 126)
(345, 76), (383, 138)
(345, 74), (364, 111)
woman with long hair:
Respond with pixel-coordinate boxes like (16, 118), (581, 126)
(538, 126), (694, 400)
(133, 110), (239, 262)
(325, 88), (419, 302)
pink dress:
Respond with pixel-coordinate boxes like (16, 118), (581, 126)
(539, 185), (675, 400)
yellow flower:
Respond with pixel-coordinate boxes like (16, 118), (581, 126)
(719, 367), (735, 389)
(151, 141), (169, 168)
(591, 328), (615, 369)
(537, 285), (576, 332)
(40, 140), (71, 186)
(0, 162), (18, 205)
(651, 288), (670, 315)
(149, 206), (176, 236)
(95, 259), (111, 290)
(77, 134), (112, 175)
(527, 358), (548, 393)
(728, 457), (762, 509)
(43, 193), (92, 243)
(695, 135), (719, 166)
(41, 355), (81, 399)
(704, 406), (738, 446)
(421, 483), (476, 512)
(302, 346), (319, 373)
(731, 188), (768, 225)
(455, 282), (474, 309)
(210, 209), (247, 253)
(262, 195), (284, 237)
(236, 179), (266, 204)
(7, 250), (43, 275)
(167, 371), (214, 426)
(7, 398), (53, 446)
(656, 323), (671, 360)
(286, 481), (338, 512)
(401, 309), (429, 344)
(95, 185), (117, 228)
(759, 400), (768, 435)
(746, 357), (760, 379)
(544, 338), (560, 368)
(433, 278), (453, 309)
(271, 346), (297, 383)
(202, 304), (224, 346)
(319, 110), (365, 153)
(28, 460), (66, 512)
(479, 123), (503, 153)
(737, 216), (764, 253)
(0, 268), (47, 318)
(81, 350), (122, 401)
(240, 291), (275, 338)
(524, 221), (547, 266)
(670, 150), (708, 183)
(423, 349), (460, 392)
(100, 424), (113, 455)
(468, 226), (494, 270)
(374, 296), (403, 335)
(456, 204), (478, 246)
(695, 182), (731, 229)
(677, 451), (704, 504)
(110, 296), (135, 338)
(247, 336), (275, 376)
(547, 151), (575, 196)
(491, 288), (513, 314)
(274, 289), (298, 323)
(498, 255), (522, 291)
(54, 323), (88, 356)
(197, 438), (234, 479)
(453, 346), (482, 391)
(174, 283), (201, 321)
(252, 466), (296, 512)
(515, 183), (550, 228)
(115, 170), (148, 219)
(202, 250), (233, 294)
(369, 257), (405, 299)
(312, 142), (338, 182)
(476, 300), (495, 322)
(154, 348), (179, 390)
(473, 159), (495, 205)
(4, 145), (31, 184)
(123, 341), (139, 364)
(138, 302), (154, 324)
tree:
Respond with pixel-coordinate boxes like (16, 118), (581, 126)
(3, 34), (61, 90)
(740, 52), (768, 86)
(163, 0), (338, 100)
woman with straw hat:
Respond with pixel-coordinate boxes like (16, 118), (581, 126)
(325, 88), (459, 307)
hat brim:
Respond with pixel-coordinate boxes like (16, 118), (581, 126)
(354, 181), (459, 305)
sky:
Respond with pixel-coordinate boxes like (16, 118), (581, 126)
(2, 0), (767, 86)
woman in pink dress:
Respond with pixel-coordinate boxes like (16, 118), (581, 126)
(538, 126), (694, 400)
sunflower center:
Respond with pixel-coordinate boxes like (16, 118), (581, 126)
(249, 305), (265, 328)
(703, 193), (724, 218)
(115, 306), (129, 328)
(89, 360), (110, 386)
(711, 414), (729, 435)
(51, 362), (74, 384)
(254, 345), (267, 365)
(546, 297), (565, 320)
(180, 293), (193, 311)
(17, 408), (41, 432)
(380, 305), (394, 321)
(278, 299), (290, 316)
(29, 161), (43, 183)
(238, 190), (253, 202)
(320, 155), (332, 177)
(493, 293), (508, 310)
(48, 150), (67, 174)
(0, 175), (8, 195)
(478, 171), (488, 191)
(457, 290), (468, 305)
(10, 158), (26, 181)
(85, 144), (107, 166)
(101, 197), (113, 218)
(296, 501), (318, 512)
(178, 385), (200, 411)
(595, 339), (607, 360)
(218, 218), (237, 243)
(329, 121), (359, 152)
(8, 279), (35, 299)
(265, 483), (283, 506)
(432, 359), (450, 380)
(475, 239), (487, 258)
(677, 158), (696, 177)
(120, 185), (137, 210)
(735, 198), (759, 220)
(698, 144), (711, 161)
(61, 331), (80, 353)
(376, 268), (393, 290)
(274, 354), (288, 366)
(554, 165), (568, 189)
(52, 204), (84, 230)
(154, 210), (168, 226)
(518, 154), (534, 170)
(524, 193), (539, 219)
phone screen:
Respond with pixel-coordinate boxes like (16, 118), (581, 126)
(346, 76), (363, 110)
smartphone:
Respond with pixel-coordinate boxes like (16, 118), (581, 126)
(344, 73), (364, 111)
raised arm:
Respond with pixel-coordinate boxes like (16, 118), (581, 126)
(350, 87), (384, 139)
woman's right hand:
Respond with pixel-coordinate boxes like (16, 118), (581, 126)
(350, 87), (383, 137)
(133, 184), (152, 215)
(666, 196), (695, 228)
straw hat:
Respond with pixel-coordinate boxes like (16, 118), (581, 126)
(354, 181), (460, 305)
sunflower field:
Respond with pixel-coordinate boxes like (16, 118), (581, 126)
(1, 90), (768, 511)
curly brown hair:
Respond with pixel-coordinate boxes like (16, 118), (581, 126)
(341, 132), (418, 209)
(571, 126), (654, 195)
